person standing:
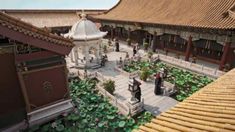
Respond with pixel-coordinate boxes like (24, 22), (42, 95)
(115, 38), (120, 52)
(154, 72), (162, 95)
(126, 52), (129, 59)
(133, 45), (137, 56)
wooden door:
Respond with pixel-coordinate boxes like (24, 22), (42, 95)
(0, 46), (26, 128)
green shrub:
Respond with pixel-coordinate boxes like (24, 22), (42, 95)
(103, 79), (115, 95)
(143, 42), (149, 50)
(126, 38), (131, 46)
(103, 45), (107, 53)
(147, 51), (153, 59)
(140, 67), (150, 81)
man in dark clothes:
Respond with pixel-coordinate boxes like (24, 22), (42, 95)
(101, 55), (106, 67)
(154, 72), (162, 95)
(133, 45), (137, 56)
(115, 38), (120, 52)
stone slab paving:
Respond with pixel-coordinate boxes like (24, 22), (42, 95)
(66, 44), (178, 116)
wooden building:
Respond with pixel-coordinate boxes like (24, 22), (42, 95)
(2, 9), (106, 35)
(94, 0), (235, 70)
(0, 12), (74, 129)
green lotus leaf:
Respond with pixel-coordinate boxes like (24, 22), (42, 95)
(107, 115), (115, 120)
(98, 122), (104, 128)
(118, 121), (126, 127)
(82, 119), (88, 124)
(80, 112), (86, 118)
(127, 118), (135, 126)
(87, 106), (93, 111)
(56, 124), (65, 132)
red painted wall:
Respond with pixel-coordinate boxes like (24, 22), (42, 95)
(22, 66), (68, 110)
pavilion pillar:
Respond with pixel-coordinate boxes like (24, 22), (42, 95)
(70, 48), (74, 62)
(74, 47), (79, 66)
(95, 45), (100, 63)
(111, 27), (114, 40)
(127, 28), (131, 40)
(185, 35), (193, 61)
(84, 46), (89, 66)
(219, 42), (231, 70)
(152, 32), (157, 52)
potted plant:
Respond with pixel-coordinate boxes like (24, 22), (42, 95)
(223, 63), (231, 72)
(175, 53), (180, 59)
(126, 38), (131, 46)
(147, 51), (153, 59)
(102, 79), (115, 95)
(143, 42), (149, 50)
(103, 45), (107, 53)
(140, 67), (150, 81)
(108, 39), (112, 46)
(192, 56), (197, 63)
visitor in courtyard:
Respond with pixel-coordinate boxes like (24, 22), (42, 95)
(192, 56), (197, 63)
(154, 72), (162, 95)
(119, 57), (123, 64)
(163, 68), (168, 79)
(104, 54), (108, 62)
(136, 42), (140, 50)
(115, 38), (120, 52)
(126, 52), (129, 58)
(108, 39), (112, 46)
(133, 44), (137, 56)
(84, 69), (88, 78)
(101, 56), (106, 66)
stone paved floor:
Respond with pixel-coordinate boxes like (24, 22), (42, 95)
(66, 44), (178, 116)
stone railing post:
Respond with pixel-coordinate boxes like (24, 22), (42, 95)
(214, 69), (217, 75)
(115, 98), (117, 106)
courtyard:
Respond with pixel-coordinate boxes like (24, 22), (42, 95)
(0, 0), (235, 131)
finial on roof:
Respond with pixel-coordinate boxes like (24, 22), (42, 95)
(81, 9), (87, 20)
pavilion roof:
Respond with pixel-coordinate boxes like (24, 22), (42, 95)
(95, 0), (235, 30)
(0, 12), (74, 54)
(135, 69), (235, 132)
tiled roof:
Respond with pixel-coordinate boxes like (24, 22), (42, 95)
(95, 0), (235, 30)
(0, 12), (74, 48)
(4, 10), (105, 28)
(136, 69), (235, 132)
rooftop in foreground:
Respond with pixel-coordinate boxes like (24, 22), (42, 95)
(136, 68), (235, 132)
(95, 0), (235, 30)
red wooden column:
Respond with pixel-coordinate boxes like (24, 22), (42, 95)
(127, 28), (131, 39)
(185, 35), (193, 61)
(110, 27), (114, 40)
(219, 42), (231, 70)
(152, 32), (157, 52)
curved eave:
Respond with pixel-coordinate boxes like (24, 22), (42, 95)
(93, 0), (235, 31)
(96, 17), (235, 31)
(71, 31), (108, 41)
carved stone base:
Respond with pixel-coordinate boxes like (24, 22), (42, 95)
(128, 97), (139, 105)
